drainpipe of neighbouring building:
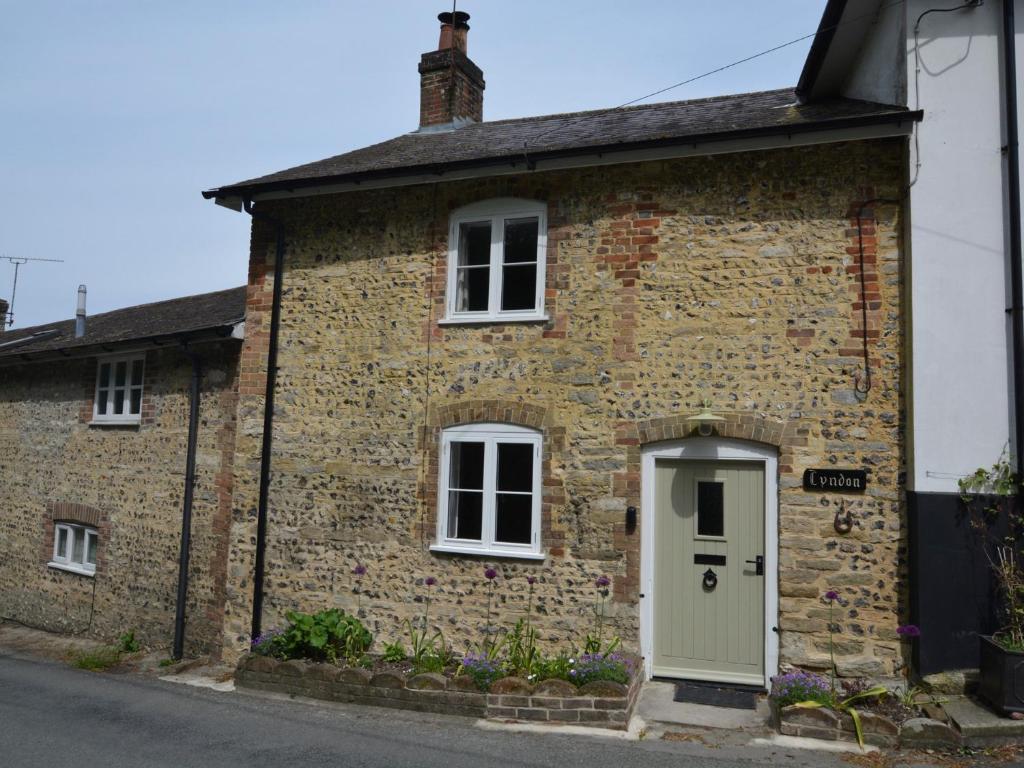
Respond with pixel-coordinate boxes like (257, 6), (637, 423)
(1004, 0), (1024, 480)
(172, 345), (201, 660)
(242, 198), (285, 643)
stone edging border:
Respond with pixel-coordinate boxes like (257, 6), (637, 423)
(235, 654), (644, 730)
(774, 703), (961, 749)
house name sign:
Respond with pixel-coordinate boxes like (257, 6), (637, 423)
(802, 468), (867, 493)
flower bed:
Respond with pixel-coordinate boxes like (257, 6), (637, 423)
(234, 653), (644, 729)
(238, 568), (643, 728)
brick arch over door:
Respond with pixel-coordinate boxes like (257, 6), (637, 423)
(417, 399), (567, 552)
(611, 412), (808, 604)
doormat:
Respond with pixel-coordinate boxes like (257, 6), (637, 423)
(672, 680), (760, 710)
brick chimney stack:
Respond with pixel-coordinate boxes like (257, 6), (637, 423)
(0, 299), (8, 333)
(418, 11), (485, 130)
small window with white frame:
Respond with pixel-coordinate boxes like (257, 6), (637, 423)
(443, 199), (548, 323)
(93, 354), (145, 424)
(50, 523), (98, 575)
(432, 423), (543, 559)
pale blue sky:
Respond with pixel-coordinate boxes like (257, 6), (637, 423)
(0, 1), (825, 328)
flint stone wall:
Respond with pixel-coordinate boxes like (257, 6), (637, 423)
(0, 343), (239, 656)
(224, 139), (906, 678)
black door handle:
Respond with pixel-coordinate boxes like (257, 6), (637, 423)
(745, 555), (764, 576)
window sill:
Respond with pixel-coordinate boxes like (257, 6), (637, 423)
(438, 315), (550, 327)
(47, 561), (96, 577)
(429, 544), (547, 561)
(89, 418), (141, 427)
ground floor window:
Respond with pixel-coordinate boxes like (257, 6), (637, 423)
(50, 523), (98, 575)
(432, 423), (542, 558)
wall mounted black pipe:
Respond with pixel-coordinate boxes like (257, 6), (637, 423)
(172, 345), (201, 659)
(242, 198), (286, 643)
(1004, 0), (1024, 480)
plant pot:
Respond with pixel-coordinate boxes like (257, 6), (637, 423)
(978, 634), (1024, 715)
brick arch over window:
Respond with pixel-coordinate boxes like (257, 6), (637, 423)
(417, 399), (567, 553)
(42, 501), (111, 570)
(610, 413), (808, 604)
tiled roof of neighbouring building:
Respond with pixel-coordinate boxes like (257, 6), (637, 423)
(0, 286), (246, 360)
(204, 88), (917, 199)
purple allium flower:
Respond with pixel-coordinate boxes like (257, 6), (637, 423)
(596, 575), (611, 588)
(527, 576), (537, 585)
(897, 624), (921, 638)
(825, 590), (839, 601)
(425, 576), (436, 587)
(352, 564), (367, 576)
(484, 567), (498, 580)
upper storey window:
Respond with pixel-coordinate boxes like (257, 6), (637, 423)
(444, 199), (548, 323)
(93, 354), (144, 424)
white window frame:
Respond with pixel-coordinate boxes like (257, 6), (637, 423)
(49, 522), (98, 576)
(431, 423), (545, 560)
(441, 198), (549, 324)
(92, 353), (145, 425)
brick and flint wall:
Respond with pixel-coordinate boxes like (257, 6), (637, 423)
(0, 342), (239, 657)
(225, 139), (906, 678)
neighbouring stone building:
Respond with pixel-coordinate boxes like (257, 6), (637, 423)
(203, 11), (919, 686)
(0, 287), (244, 657)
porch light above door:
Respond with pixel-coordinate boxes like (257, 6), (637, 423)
(687, 400), (725, 437)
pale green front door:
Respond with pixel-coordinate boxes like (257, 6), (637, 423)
(653, 459), (765, 685)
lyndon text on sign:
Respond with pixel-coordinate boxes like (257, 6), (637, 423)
(802, 468), (867, 493)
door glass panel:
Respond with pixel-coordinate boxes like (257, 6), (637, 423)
(697, 481), (724, 537)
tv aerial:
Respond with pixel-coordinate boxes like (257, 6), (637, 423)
(2, 255), (64, 327)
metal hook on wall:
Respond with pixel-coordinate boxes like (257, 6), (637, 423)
(834, 500), (853, 535)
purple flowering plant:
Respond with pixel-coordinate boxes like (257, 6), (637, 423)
(770, 670), (833, 708)
(460, 652), (506, 690)
(897, 624), (921, 638)
(250, 628), (284, 657)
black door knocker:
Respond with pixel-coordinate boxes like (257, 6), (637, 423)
(702, 568), (718, 590)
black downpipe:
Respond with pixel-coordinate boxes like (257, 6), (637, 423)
(242, 198), (285, 642)
(1005, 0), (1024, 480)
(172, 346), (202, 659)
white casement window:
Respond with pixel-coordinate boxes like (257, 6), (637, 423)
(93, 354), (145, 424)
(442, 199), (548, 323)
(431, 423), (544, 559)
(50, 523), (98, 576)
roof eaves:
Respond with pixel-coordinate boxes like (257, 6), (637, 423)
(204, 106), (920, 202)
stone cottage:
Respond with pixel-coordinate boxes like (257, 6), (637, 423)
(0, 287), (244, 657)
(203, 11), (919, 686)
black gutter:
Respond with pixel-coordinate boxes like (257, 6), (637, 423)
(172, 345), (202, 660)
(0, 324), (243, 367)
(795, 0), (848, 102)
(1004, 0), (1024, 480)
(241, 198), (286, 643)
(203, 109), (922, 201)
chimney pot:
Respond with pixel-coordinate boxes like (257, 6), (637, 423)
(75, 284), (86, 338)
(437, 11), (470, 53)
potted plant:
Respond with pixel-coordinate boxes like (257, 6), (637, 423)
(960, 456), (1024, 715)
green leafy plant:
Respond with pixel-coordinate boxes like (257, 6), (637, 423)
(116, 630), (140, 654)
(158, 658), (176, 668)
(382, 641), (407, 663)
(505, 618), (540, 678)
(71, 646), (121, 671)
(795, 686), (888, 749)
(275, 608), (372, 664)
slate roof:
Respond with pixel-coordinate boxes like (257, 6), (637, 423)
(204, 87), (918, 199)
(0, 286), (246, 360)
